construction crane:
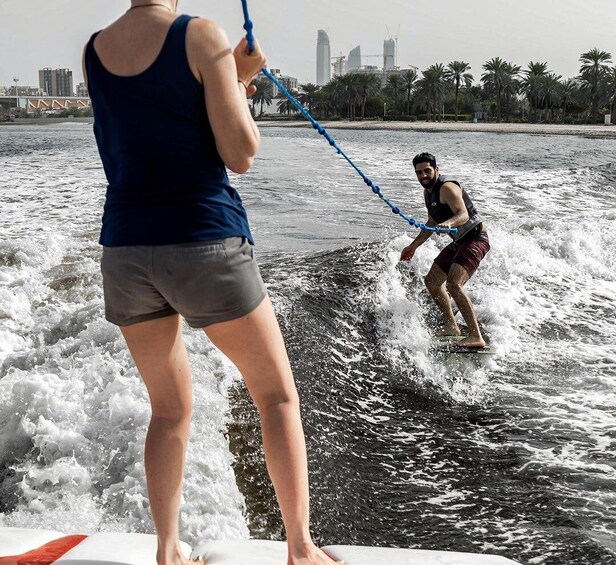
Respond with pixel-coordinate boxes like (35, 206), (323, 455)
(331, 53), (346, 76)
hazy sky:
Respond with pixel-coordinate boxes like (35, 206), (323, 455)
(2, 0), (615, 88)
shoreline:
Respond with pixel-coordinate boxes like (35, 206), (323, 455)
(0, 117), (93, 126)
(2, 117), (616, 138)
(256, 119), (616, 138)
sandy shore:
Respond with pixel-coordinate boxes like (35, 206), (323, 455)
(3, 117), (615, 138)
(257, 119), (616, 138)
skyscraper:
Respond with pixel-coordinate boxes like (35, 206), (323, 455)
(383, 39), (395, 71)
(39, 68), (74, 96)
(347, 46), (361, 73)
(316, 30), (331, 86)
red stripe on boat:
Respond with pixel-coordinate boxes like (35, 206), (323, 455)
(0, 534), (87, 564)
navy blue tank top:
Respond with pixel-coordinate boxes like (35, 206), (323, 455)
(85, 15), (254, 246)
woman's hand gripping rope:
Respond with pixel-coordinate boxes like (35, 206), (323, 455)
(233, 36), (265, 98)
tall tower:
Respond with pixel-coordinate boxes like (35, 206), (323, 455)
(347, 46), (361, 73)
(39, 68), (74, 96)
(316, 30), (331, 85)
(383, 39), (395, 71)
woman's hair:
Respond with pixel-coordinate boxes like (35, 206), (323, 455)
(412, 152), (437, 168)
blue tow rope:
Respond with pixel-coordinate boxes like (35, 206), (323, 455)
(240, 0), (456, 234)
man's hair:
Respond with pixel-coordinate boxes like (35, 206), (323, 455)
(412, 152), (437, 168)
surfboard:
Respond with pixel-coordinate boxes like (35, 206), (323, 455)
(433, 345), (494, 355)
(431, 335), (495, 355)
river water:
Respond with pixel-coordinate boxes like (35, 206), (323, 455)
(0, 123), (615, 565)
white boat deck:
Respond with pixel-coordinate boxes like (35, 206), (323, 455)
(0, 528), (521, 564)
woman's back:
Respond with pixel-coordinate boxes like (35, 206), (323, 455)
(85, 11), (252, 247)
(91, 8), (179, 77)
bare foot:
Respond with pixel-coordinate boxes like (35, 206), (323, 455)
(160, 558), (203, 565)
(434, 326), (461, 337)
(288, 542), (343, 565)
(157, 550), (204, 565)
(450, 336), (486, 349)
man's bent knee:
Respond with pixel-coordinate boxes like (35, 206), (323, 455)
(446, 279), (464, 297)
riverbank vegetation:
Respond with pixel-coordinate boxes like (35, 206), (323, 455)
(252, 48), (616, 124)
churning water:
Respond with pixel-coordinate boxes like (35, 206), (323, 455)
(1, 123), (615, 565)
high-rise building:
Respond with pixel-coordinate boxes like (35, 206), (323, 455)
(267, 69), (298, 97)
(383, 39), (395, 71)
(316, 30), (331, 86)
(39, 68), (74, 96)
(347, 46), (361, 73)
(76, 82), (89, 98)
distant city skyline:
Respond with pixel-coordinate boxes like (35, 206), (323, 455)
(1, 0), (615, 88)
(316, 29), (331, 86)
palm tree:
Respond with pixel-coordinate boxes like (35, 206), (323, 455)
(538, 73), (563, 122)
(314, 89), (334, 119)
(355, 73), (381, 119)
(384, 74), (405, 116)
(444, 61), (473, 121)
(579, 48), (612, 122)
(328, 74), (361, 119)
(559, 79), (578, 123)
(416, 64), (447, 121)
(277, 91), (299, 119)
(401, 69), (418, 115)
(522, 61), (549, 122)
(466, 84), (487, 119)
(481, 57), (508, 122)
(251, 78), (273, 116)
(607, 66), (616, 124)
(297, 83), (320, 115)
(501, 62), (521, 122)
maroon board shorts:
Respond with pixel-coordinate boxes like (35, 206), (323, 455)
(434, 230), (490, 278)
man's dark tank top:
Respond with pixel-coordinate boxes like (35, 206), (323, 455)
(85, 15), (253, 246)
(423, 175), (482, 241)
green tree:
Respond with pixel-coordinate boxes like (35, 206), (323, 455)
(481, 57), (508, 122)
(277, 91), (299, 119)
(328, 74), (362, 119)
(522, 61), (548, 122)
(444, 61), (473, 121)
(252, 78), (273, 116)
(355, 73), (382, 119)
(384, 73), (405, 115)
(416, 64), (447, 121)
(607, 66), (616, 123)
(501, 62), (521, 122)
(314, 88), (334, 119)
(401, 69), (418, 115)
(579, 48), (612, 122)
(465, 84), (487, 118)
(538, 73), (563, 122)
(297, 83), (320, 115)
(559, 79), (578, 122)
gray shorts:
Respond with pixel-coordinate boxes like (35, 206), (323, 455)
(101, 237), (267, 328)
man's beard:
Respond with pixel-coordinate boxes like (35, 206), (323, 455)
(421, 177), (437, 189)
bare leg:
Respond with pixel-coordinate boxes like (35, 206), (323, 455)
(445, 264), (485, 348)
(121, 315), (203, 565)
(424, 263), (461, 336)
(204, 296), (338, 565)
